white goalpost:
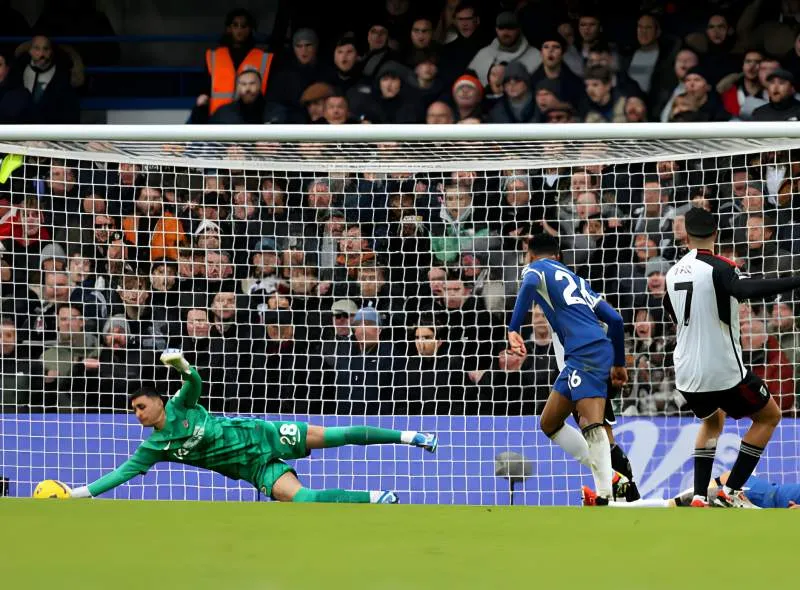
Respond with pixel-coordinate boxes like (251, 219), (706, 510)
(1, 122), (799, 504)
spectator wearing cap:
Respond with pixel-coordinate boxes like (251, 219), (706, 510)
(322, 34), (361, 95)
(718, 49), (764, 118)
(438, 2), (485, 85)
(752, 68), (800, 121)
(468, 11), (541, 85)
(635, 257), (672, 312)
(268, 27), (324, 120)
(581, 65), (627, 123)
(0, 50), (32, 123)
(487, 61), (536, 123)
(242, 237), (284, 298)
(738, 56), (782, 119)
(529, 30), (584, 108)
(320, 298), (358, 359)
(451, 71), (484, 121)
(621, 14), (680, 100)
(740, 316), (796, 415)
(39, 242), (66, 273)
(680, 65), (730, 121)
(199, 9), (274, 117)
(533, 79), (562, 120)
(327, 306), (399, 415)
(299, 82), (334, 123)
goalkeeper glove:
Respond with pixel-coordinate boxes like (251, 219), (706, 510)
(160, 348), (191, 374)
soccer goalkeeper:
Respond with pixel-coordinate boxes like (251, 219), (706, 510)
(67, 350), (438, 504)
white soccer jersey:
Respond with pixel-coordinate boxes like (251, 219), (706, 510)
(664, 249), (746, 392)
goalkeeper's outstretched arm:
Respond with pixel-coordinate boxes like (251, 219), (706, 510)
(70, 350), (199, 498)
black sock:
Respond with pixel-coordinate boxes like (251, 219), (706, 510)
(610, 444), (634, 481)
(725, 442), (764, 491)
(694, 447), (716, 498)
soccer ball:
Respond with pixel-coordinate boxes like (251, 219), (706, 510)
(33, 479), (71, 499)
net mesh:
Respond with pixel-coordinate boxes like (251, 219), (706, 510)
(2, 137), (800, 504)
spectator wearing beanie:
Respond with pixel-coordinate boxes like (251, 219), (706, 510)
(487, 60), (537, 123)
(752, 68), (800, 121)
(350, 61), (423, 123)
(682, 64), (730, 121)
(361, 17), (399, 80)
(451, 71), (484, 121)
(267, 28), (325, 122)
(468, 11), (541, 85)
(529, 30), (584, 109)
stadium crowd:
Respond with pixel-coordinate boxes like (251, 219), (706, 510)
(0, 148), (798, 416)
(0, 1), (798, 417)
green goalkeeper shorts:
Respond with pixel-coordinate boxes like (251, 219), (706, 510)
(254, 421), (310, 498)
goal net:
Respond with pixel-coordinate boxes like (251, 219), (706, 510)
(1, 123), (800, 504)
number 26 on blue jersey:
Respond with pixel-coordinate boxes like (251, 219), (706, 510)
(554, 270), (599, 308)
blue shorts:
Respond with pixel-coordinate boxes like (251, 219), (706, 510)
(553, 345), (613, 402)
(744, 476), (800, 509)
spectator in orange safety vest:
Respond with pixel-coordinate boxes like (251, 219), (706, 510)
(197, 9), (274, 116)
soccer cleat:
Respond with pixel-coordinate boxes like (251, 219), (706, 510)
(412, 432), (438, 453)
(690, 495), (709, 508)
(581, 485), (609, 506)
(711, 488), (759, 509)
(160, 348), (191, 374)
(375, 491), (399, 504)
(611, 472), (641, 502)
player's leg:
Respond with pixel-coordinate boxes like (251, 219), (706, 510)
(692, 410), (724, 505)
(541, 388), (590, 468)
(709, 373), (779, 507)
(575, 395), (614, 502)
(267, 464), (398, 504)
(305, 424), (437, 453)
(602, 396), (640, 501)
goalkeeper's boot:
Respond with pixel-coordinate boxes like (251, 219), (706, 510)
(374, 491), (400, 504)
(581, 486), (609, 507)
(412, 432), (438, 453)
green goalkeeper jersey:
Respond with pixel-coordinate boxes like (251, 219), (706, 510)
(87, 369), (285, 497)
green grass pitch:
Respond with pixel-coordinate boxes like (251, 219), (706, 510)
(2, 499), (796, 589)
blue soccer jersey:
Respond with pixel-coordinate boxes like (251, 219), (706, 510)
(508, 258), (626, 401)
(744, 476), (800, 509)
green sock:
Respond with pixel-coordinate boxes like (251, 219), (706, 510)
(292, 488), (371, 503)
(322, 426), (407, 448)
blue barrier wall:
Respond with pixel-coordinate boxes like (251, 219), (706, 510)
(2, 415), (798, 504)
